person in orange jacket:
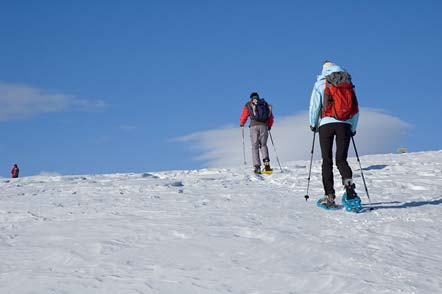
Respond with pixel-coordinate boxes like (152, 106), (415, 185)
(11, 164), (19, 178)
(240, 92), (274, 174)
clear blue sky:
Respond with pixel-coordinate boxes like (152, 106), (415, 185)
(1, 0), (441, 176)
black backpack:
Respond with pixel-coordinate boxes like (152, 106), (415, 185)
(248, 99), (271, 122)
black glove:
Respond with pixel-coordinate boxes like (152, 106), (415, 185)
(310, 126), (318, 133)
(268, 127), (271, 131)
(240, 125), (244, 127)
(351, 130), (356, 137)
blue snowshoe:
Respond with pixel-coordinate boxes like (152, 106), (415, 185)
(341, 181), (363, 213)
(341, 193), (363, 213)
(317, 194), (341, 211)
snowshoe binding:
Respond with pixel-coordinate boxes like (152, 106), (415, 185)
(317, 194), (340, 210)
(342, 179), (363, 213)
(262, 162), (273, 175)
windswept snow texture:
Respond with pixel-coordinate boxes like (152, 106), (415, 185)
(1, 151), (442, 293)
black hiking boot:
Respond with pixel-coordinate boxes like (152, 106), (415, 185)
(262, 161), (273, 174)
(343, 179), (358, 200)
(254, 165), (262, 174)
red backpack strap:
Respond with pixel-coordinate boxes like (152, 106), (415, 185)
(322, 79), (333, 118)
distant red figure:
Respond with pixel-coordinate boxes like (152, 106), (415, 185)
(11, 164), (19, 178)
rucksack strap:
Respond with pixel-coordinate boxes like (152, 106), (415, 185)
(322, 80), (333, 116)
(247, 102), (256, 117)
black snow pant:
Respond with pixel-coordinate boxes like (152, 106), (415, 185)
(319, 123), (353, 195)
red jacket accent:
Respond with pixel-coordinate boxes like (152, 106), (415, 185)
(239, 103), (274, 128)
(11, 167), (19, 178)
(268, 112), (274, 128)
(239, 105), (250, 126)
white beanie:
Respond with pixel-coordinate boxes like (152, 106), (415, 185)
(322, 61), (335, 70)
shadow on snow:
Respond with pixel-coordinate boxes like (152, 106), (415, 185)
(366, 197), (442, 210)
(360, 165), (389, 171)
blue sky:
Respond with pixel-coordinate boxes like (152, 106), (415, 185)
(1, 1), (441, 176)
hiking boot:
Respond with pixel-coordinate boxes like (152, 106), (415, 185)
(263, 162), (273, 173)
(343, 179), (358, 200)
(320, 194), (337, 208)
(254, 165), (262, 174)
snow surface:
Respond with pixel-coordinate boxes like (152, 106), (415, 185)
(1, 151), (442, 294)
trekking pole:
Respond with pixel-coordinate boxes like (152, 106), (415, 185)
(351, 136), (372, 205)
(268, 130), (283, 172)
(241, 127), (247, 166)
(305, 132), (316, 201)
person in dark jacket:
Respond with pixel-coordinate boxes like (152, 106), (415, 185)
(240, 92), (274, 174)
(11, 164), (19, 178)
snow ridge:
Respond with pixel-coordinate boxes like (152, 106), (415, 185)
(1, 151), (441, 293)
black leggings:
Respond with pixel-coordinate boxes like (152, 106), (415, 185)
(319, 123), (353, 195)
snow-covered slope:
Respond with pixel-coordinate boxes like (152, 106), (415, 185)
(1, 151), (441, 293)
